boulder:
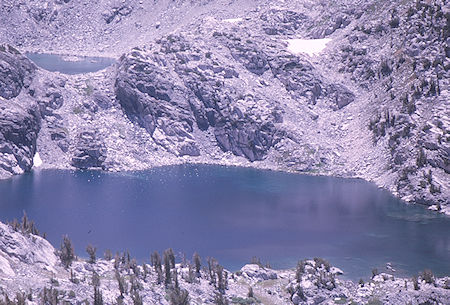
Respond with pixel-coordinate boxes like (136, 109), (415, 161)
(260, 9), (309, 35)
(240, 264), (278, 281)
(71, 131), (107, 169)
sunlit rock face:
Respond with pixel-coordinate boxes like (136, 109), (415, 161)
(0, 45), (35, 99)
(0, 45), (40, 178)
(0, 222), (57, 272)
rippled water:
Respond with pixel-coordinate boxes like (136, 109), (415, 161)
(0, 165), (448, 280)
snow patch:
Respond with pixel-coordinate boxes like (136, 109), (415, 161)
(33, 152), (43, 167)
(286, 38), (332, 56)
(223, 18), (243, 23)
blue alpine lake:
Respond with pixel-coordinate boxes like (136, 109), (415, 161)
(0, 164), (448, 280)
(26, 53), (115, 74)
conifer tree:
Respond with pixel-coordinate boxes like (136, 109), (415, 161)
(59, 235), (75, 268)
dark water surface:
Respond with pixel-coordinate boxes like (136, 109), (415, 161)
(26, 53), (115, 74)
(0, 165), (448, 280)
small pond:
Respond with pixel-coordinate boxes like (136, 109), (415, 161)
(26, 53), (115, 74)
(0, 164), (448, 280)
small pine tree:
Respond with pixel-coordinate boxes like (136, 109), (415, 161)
(86, 244), (97, 264)
(174, 269), (179, 289)
(165, 248), (175, 268)
(207, 257), (217, 285)
(130, 275), (142, 294)
(59, 235), (75, 268)
(132, 291), (143, 305)
(313, 257), (331, 272)
(151, 252), (161, 270)
(142, 263), (149, 279)
(92, 271), (100, 288)
(193, 252), (201, 276)
(39, 287), (59, 305)
(421, 269), (434, 284)
(164, 250), (172, 286)
(130, 259), (140, 276)
(213, 291), (228, 305)
(151, 251), (163, 284)
(247, 287), (254, 298)
(93, 287), (103, 305)
(104, 249), (112, 260)
(114, 253), (120, 270)
(186, 263), (196, 283)
(413, 276), (420, 290)
(216, 265), (227, 293)
(115, 270), (127, 297)
(296, 260), (306, 282)
(168, 288), (190, 305)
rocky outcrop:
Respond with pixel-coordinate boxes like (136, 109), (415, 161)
(102, 4), (133, 24)
(269, 54), (355, 109)
(240, 264), (278, 281)
(0, 45), (40, 178)
(0, 222), (57, 273)
(71, 131), (107, 169)
(115, 37), (285, 161)
(0, 45), (35, 99)
(0, 101), (40, 177)
(115, 49), (200, 157)
(260, 9), (310, 36)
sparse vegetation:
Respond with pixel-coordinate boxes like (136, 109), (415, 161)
(168, 288), (190, 305)
(104, 249), (112, 260)
(193, 252), (202, 276)
(115, 270), (127, 298)
(213, 291), (229, 305)
(8, 211), (43, 237)
(296, 260), (307, 282)
(151, 251), (163, 284)
(314, 257), (331, 272)
(421, 269), (435, 284)
(93, 287), (103, 305)
(367, 298), (383, 305)
(413, 276), (420, 290)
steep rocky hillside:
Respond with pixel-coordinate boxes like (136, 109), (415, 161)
(0, 0), (448, 214)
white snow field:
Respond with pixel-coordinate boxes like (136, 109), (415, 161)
(33, 152), (43, 167)
(223, 17), (244, 23)
(286, 38), (332, 56)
